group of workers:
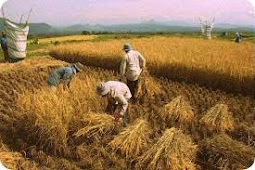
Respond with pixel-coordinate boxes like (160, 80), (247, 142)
(47, 44), (146, 125)
(0, 29), (145, 125)
(0, 30), (245, 125)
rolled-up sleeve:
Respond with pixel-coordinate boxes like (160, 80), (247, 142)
(115, 94), (128, 116)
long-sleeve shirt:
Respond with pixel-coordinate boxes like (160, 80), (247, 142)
(120, 50), (146, 81)
(48, 66), (76, 86)
(104, 81), (132, 116)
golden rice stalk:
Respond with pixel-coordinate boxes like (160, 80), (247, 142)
(0, 141), (9, 152)
(201, 134), (255, 169)
(69, 76), (102, 115)
(139, 127), (197, 170)
(17, 89), (74, 155)
(161, 96), (194, 126)
(0, 151), (38, 170)
(109, 119), (151, 158)
(74, 112), (115, 138)
(136, 70), (162, 99)
(75, 144), (93, 165)
(199, 104), (235, 132)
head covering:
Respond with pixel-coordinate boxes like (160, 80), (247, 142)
(236, 32), (239, 35)
(123, 44), (132, 51)
(96, 82), (110, 96)
(1, 32), (6, 37)
(73, 62), (84, 72)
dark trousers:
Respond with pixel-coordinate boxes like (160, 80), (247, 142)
(2, 49), (9, 62)
(127, 79), (139, 99)
(105, 97), (118, 114)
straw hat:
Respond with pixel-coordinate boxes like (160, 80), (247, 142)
(96, 82), (110, 96)
(74, 62), (84, 72)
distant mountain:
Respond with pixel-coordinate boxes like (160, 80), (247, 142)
(59, 21), (200, 33)
(214, 23), (255, 32)
(59, 20), (254, 34)
(0, 18), (254, 35)
(29, 23), (54, 35)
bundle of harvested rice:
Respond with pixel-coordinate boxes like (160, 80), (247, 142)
(108, 119), (152, 158)
(136, 70), (161, 99)
(199, 104), (234, 133)
(161, 96), (194, 127)
(201, 134), (255, 169)
(139, 127), (197, 170)
(74, 112), (115, 138)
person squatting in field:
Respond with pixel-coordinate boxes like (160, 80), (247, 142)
(47, 62), (84, 90)
(0, 32), (9, 62)
(120, 44), (146, 102)
(97, 81), (132, 125)
(235, 32), (242, 43)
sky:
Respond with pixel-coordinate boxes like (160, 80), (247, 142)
(1, 0), (255, 26)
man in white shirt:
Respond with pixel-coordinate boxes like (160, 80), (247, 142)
(120, 44), (146, 101)
(97, 81), (132, 124)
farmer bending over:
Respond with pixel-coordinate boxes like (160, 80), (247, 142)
(97, 81), (132, 125)
(235, 32), (242, 43)
(48, 62), (84, 90)
(120, 44), (146, 101)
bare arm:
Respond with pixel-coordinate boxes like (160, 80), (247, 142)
(138, 52), (146, 69)
(114, 94), (128, 116)
(120, 56), (127, 76)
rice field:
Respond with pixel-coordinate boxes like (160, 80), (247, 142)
(0, 35), (254, 169)
(0, 54), (254, 169)
(50, 36), (255, 95)
(29, 35), (97, 44)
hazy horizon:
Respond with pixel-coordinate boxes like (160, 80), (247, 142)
(1, 0), (255, 27)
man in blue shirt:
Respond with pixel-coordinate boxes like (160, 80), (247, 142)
(0, 32), (9, 62)
(48, 62), (84, 90)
